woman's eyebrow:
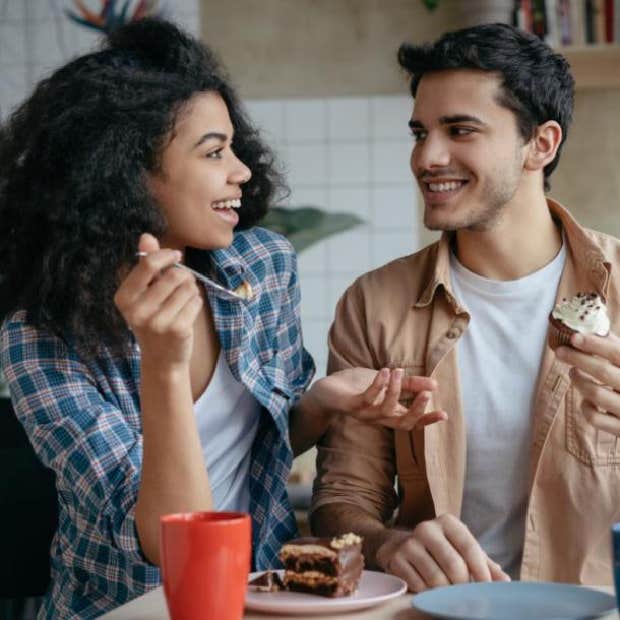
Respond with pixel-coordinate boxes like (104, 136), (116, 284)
(192, 131), (228, 149)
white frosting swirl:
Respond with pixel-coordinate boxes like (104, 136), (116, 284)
(551, 293), (610, 336)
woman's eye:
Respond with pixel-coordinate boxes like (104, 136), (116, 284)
(206, 148), (224, 159)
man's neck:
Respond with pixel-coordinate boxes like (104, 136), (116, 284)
(454, 194), (563, 281)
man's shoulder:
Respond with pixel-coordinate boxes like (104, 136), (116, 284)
(583, 226), (620, 258)
(351, 241), (440, 297)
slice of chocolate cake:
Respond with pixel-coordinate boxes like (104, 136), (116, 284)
(278, 533), (364, 597)
(248, 570), (285, 592)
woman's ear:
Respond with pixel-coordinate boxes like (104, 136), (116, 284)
(524, 120), (563, 173)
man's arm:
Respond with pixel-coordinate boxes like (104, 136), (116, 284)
(310, 503), (398, 570)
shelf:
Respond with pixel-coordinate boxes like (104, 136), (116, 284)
(558, 45), (620, 90)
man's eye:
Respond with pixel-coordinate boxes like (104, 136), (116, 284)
(410, 130), (427, 142)
(450, 127), (474, 137)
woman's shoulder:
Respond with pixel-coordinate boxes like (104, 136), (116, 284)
(1, 309), (69, 365)
(1, 309), (38, 346)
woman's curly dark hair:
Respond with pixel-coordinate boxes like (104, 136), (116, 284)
(0, 18), (286, 356)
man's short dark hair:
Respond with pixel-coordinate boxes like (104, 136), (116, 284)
(398, 23), (574, 190)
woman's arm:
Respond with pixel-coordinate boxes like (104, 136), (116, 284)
(115, 234), (212, 565)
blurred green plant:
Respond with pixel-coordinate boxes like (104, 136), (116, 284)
(422, 0), (439, 10)
(261, 207), (364, 253)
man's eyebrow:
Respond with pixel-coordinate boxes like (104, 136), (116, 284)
(439, 114), (487, 126)
(408, 115), (488, 129)
(192, 131), (228, 149)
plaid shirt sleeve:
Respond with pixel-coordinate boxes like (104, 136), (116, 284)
(0, 313), (148, 567)
(273, 246), (315, 408)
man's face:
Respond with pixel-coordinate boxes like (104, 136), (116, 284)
(409, 69), (527, 232)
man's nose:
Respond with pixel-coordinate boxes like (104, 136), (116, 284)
(412, 134), (451, 173)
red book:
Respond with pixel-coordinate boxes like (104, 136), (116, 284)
(605, 0), (615, 41)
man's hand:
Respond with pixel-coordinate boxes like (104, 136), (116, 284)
(555, 331), (620, 436)
(308, 367), (447, 431)
(375, 514), (510, 592)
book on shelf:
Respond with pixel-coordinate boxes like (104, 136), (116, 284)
(513, 0), (619, 46)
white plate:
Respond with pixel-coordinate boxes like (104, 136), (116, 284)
(412, 581), (617, 620)
(245, 569), (407, 615)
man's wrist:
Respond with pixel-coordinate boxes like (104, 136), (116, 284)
(373, 528), (413, 570)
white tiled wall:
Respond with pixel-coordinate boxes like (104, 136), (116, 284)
(246, 96), (421, 379)
(0, 0), (201, 119)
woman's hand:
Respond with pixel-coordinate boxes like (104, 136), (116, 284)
(114, 233), (203, 371)
(308, 367), (447, 431)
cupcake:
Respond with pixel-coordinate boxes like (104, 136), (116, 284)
(548, 292), (610, 350)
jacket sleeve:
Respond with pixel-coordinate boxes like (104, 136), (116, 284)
(0, 315), (149, 567)
(311, 280), (398, 523)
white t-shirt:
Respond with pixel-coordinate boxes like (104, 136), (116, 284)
(449, 243), (566, 578)
(193, 349), (261, 512)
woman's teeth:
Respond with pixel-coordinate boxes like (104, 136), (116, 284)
(212, 198), (241, 209)
(428, 181), (463, 192)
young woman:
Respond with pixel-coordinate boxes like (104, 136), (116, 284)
(0, 18), (442, 618)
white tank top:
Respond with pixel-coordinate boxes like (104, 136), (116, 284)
(193, 349), (261, 512)
(450, 242), (566, 579)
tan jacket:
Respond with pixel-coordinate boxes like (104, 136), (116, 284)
(312, 200), (620, 584)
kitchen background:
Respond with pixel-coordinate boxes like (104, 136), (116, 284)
(1, 0), (619, 481)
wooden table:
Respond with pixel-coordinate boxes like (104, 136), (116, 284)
(100, 584), (618, 620)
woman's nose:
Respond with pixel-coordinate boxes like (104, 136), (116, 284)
(230, 154), (252, 185)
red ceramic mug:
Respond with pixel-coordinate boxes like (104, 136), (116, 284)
(160, 511), (251, 620)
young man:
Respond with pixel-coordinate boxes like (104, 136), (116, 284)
(310, 23), (620, 590)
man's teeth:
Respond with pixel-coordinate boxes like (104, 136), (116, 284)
(212, 198), (241, 209)
(428, 181), (463, 192)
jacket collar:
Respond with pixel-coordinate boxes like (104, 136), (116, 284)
(414, 198), (612, 309)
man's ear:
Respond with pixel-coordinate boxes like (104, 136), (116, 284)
(524, 121), (563, 172)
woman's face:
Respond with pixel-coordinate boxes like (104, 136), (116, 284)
(149, 91), (252, 253)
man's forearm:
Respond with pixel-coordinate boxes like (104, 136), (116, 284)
(310, 503), (398, 570)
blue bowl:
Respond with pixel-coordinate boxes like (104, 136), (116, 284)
(612, 523), (620, 610)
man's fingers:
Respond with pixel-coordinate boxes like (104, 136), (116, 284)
(570, 368), (620, 416)
(488, 558), (511, 582)
(582, 400), (620, 435)
(439, 514), (491, 582)
(557, 342), (620, 392)
(570, 331), (620, 368)
(387, 555), (427, 593)
(400, 535), (451, 589)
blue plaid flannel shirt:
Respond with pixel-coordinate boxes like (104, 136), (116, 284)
(0, 227), (315, 619)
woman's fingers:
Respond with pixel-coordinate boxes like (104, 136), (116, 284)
(358, 368), (390, 406)
(116, 248), (182, 311)
(143, 277), (201, 335)
(380, 368), (404, 414)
